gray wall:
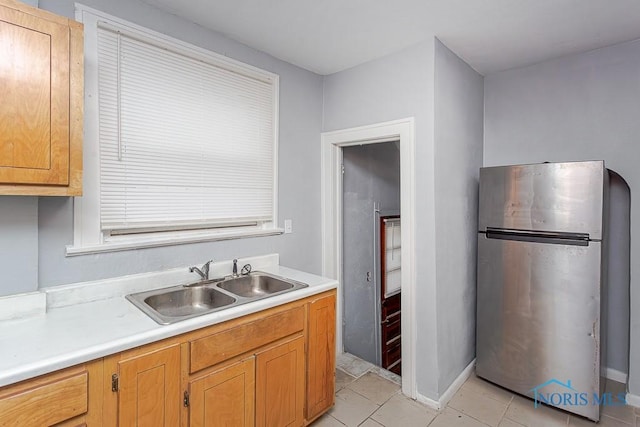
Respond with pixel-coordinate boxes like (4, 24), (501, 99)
(433, 40), (484, 395)
(484, 39), (639, 392)
(323, 40), (440, 398)
(342, 142), (400, 365)
(324, 38), (484, 400)
(607, 173), (631, 375)
(0, 198), (38, 296)
(0, 0), (324, 291)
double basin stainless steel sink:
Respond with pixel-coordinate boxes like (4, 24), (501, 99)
(126, 272), (308, 325)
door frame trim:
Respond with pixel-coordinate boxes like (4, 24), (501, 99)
(320, 117), (416, 399)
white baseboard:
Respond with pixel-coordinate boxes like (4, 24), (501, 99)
(626, 393), (640, 408)
(605, 368), (628, 384)
(416, 393), (440, 411)
(413, 362), (629, 409)
(416, 358), (476, 410)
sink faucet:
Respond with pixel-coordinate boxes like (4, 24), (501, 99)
(232, 259), (239, 277)
(189, 260), (213, 281)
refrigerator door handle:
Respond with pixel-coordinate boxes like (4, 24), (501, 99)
(485, 227), (591, 246)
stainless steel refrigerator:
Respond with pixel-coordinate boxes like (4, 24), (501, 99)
(476, 160), (608, 421)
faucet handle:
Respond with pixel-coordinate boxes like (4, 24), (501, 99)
(232, 259), (238, 276)
(241, 263), (252, 276)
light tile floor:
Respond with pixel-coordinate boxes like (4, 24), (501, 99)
(311, 354), (639, 427)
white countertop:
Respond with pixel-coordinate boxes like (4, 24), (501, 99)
(0, 263), (337, 388)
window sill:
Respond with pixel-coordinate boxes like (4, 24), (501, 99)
(66, 227), (284, 257)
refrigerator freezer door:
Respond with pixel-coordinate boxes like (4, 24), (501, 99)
(476, 234), (602, 420)
(478, 161), (605, 240)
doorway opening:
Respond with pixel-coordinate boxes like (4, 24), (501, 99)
(342, 143), (401, 376)
(320, 118), (416, 398)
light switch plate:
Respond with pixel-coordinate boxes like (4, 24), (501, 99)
(284, 219), (292, 234)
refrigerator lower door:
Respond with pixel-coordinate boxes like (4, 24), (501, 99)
(476, 234), (602, 420)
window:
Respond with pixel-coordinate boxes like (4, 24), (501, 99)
(70, 6), (280, 255)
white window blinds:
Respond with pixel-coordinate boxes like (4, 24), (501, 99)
(97, 24), (277, 233)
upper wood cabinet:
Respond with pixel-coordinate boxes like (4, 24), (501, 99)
(0, 0), (83, 196)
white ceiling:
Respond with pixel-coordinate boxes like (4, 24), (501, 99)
(140, 0), (640, 75)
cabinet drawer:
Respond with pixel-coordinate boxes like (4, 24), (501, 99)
(0, 370), (88, 426)
(190, 306), (305, 373)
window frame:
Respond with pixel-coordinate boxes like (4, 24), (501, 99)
(69, 4), (281, 256)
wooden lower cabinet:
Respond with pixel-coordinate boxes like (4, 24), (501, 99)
(189, 357), (255, 427)
(0, 289), (336, 426)
(306, 293), (336, 422)
(255, 336), (305, 427)
(107, 343), (181, 427)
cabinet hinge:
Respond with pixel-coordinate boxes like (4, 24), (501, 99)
(341, 164), (345, 174)
(183, 391), (190, 407)
(111, 374), (119, 392)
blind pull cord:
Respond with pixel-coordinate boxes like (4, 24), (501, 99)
(117, 31), (123, 161)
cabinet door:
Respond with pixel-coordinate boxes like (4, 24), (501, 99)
(306, 292), (336, 421)
(117, 344), (181, 427)
(189, 357), (255, 427)
(0, 4), (70, 185)
(255, 336), (304, 427)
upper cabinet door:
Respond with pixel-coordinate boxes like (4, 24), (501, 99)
(0, 1), (83, 195)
